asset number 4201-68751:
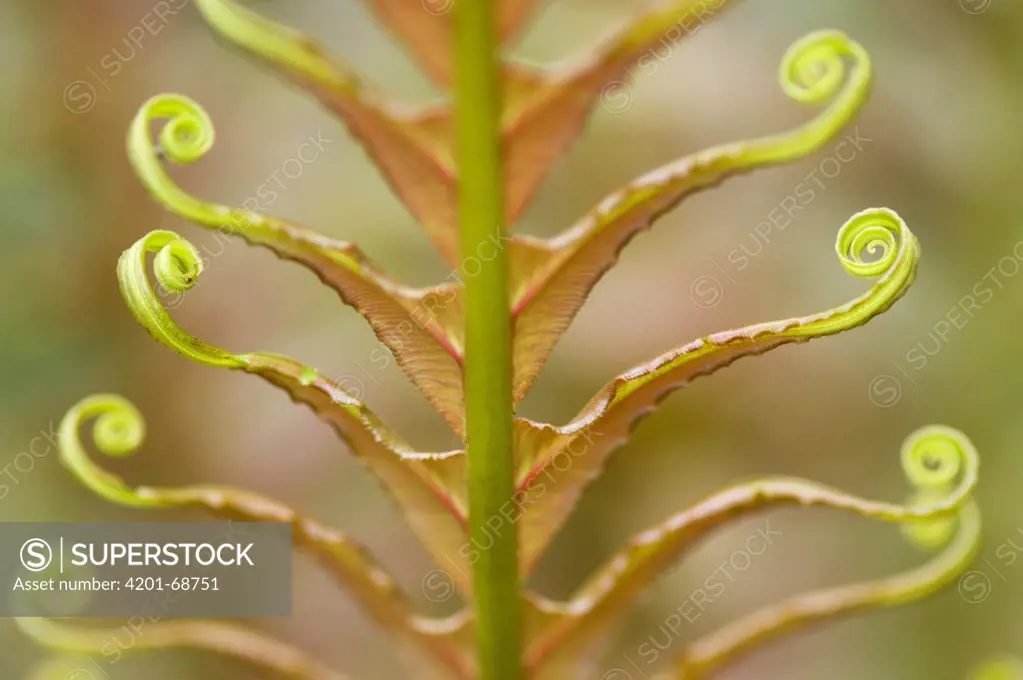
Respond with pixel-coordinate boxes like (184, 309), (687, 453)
(124, 577), (220, 591)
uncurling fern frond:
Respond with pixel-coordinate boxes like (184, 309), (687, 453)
(51, 394), (472, 678)
(117, 231), (472, 593)
(30, 3), (988, 679)
(524, 426), (979, 677)
(514, 207), (919, 572)
(661, 501), (981, 678)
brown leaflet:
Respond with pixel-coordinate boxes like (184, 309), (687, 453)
(316, 97), (460, 265)
(367, 0), (542, 87)
(152, 486), (472, 678)
(497, 0), (543, 45)
(323, 259), (466, 437)
(366, 0), (453, 85)
(193, 0), (461, 264)
(242, 354), (474, 594)
(502, 0), (743, 224)
(237, 231), (467, 433)
(508, 145), (750, 402)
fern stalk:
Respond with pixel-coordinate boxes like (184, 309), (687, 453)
(455, 1), (521, 678)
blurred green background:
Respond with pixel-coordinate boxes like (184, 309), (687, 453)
(2, 0), (1022, 678)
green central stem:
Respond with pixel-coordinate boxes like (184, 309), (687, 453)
(455, 1), (521, 678)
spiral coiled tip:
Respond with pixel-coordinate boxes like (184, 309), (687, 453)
(57, 395), (163, 507)
(118, 230), (242, 369)
(780, 30), (863, 105)
(92, 400), (146, 458)
(898, 425), (978, 550)
(901, 425), (976, 491)
(153, 237), (204, 292)
(136, 93), (214, 166)
(61, 395), (145, 462)
(835, 207), (905, 279)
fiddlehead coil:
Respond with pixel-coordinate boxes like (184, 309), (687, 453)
(780, 30), (869, 105)
(900, 425), (979, 549)
(745, 29), (872, 166)
(798, 207), (919, 333)
(117, 229), (244, 368)
(640, 426), (982, 679)
(901, 425), (972, 490)
(128, 94), (229, 227)
(58, 394), (156, 507)
(836, 208), (903, 278)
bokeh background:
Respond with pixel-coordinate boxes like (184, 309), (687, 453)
(2, 0), (1022, 678)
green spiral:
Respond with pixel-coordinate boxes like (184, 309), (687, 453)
(901, 425), (974, 490)
(117, 230), (244, 369)
(899, 425), (979, 550)
(780, 30), (869, 105)
(128, 93), (259, 235)
(836, 207), (906, 279)
(57, 394), (160, 507)
(737, 29), (872, 168)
